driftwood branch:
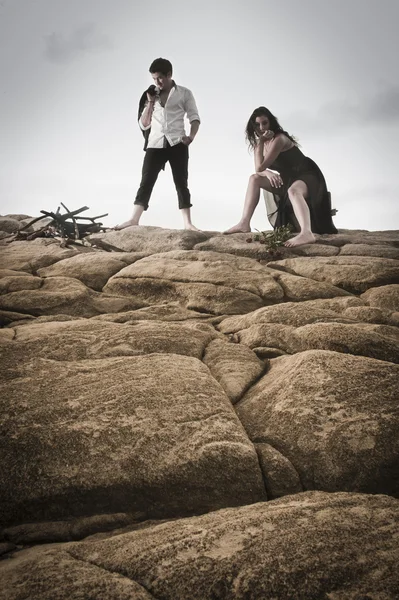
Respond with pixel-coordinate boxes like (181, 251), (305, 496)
(8, 205), (109, 246)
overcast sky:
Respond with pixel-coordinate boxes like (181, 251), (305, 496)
(1, 0), (398, 232)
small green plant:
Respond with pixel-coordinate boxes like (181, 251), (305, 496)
(247, 224), (294, 253)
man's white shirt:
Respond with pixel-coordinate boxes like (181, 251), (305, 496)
(139, 84), (200, 149)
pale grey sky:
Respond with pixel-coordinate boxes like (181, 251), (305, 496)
(1, 0), (398, 231)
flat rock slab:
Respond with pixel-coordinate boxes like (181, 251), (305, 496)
(193, 233), (302, 260)
(203, 338), (266, 403)
(233, 320), (399, 363)
(92, 304), (222, 323)
(267, 255), (399, 294)
(271, 271), (351, 302)
(0, 239), (92, 273)
(361, 284), (399, 312)
(104, 250), (284, 315)
(88, 226), (210, 253)
(218, 297), (363, 333)
(292, 321), (399, 363)
(0, 546), (155, 600)
(0, 276), (145, 317)
(0, 353), (265, 528)
(340, 243), (399, 259)
(1, 319), (218, 362)
(317, 230), (399, 247)
(4, 491), (397, 600)
(37, 253), (143, 291)
(236, 350), (399, 496)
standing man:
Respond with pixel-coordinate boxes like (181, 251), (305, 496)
(116, 58), (200, 230)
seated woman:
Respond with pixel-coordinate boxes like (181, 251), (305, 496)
(225, 107), (337, 246)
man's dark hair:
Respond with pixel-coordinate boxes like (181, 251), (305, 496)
(149, 57), (173, 76)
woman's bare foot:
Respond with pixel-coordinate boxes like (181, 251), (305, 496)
(223, 223), (251, 234)
(284, 231), (316, 247)
(113, 220), (140, 231)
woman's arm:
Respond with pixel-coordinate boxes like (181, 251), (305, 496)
(256, 135), (290, 172)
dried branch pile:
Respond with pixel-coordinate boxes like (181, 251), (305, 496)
(8, 204), (108, 247)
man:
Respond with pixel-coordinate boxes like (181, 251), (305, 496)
(116, 58), (200, 230)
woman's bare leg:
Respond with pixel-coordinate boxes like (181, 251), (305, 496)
(224, 173), (279, 234)
(284, 181), (316, 246)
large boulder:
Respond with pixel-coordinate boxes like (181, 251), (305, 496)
(0, 352), (265, 528)
(361, 284), (399, 312)
(218, 297), (363, 333)
(37, 253), (131, 291)
(88, 226), (209, 253)
(0, 276), (146, 317)
(0, 239), (90, 273)
(3, 491), (397, 600)
(104, 251), (284, 315)
(235, 350), (399, 496)
(1, 319), (218, 362)
(266, 255), (399, 293)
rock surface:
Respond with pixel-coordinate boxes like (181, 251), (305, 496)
(2, 492), (398, 600)
(1, 221), (398, 596)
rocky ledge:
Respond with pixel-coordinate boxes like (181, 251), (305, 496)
(0, 218), (398, 599)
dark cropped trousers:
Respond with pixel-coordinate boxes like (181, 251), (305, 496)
(134, 141), (192, 210)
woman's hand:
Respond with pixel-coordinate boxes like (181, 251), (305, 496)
(258, 130), (275, 144)
(265, 170), (283, 188)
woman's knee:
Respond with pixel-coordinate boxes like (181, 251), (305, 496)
(288, 182), (308, 201)
(249, 173), (262, 185)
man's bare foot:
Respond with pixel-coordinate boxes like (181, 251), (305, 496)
(284, 231), (316, 247)
(113, 220), (140, 231)
(223, 224), (251, 234)
(184, 223), (201, 231)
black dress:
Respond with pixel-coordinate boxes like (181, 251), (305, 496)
(266, 145), (337, 234)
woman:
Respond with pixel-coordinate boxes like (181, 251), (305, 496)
(225, 107), (337, 246)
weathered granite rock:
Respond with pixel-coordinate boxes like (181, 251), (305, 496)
(0, 547), (156, 599)
(5, 492), (397, 600)
(2, 319), (218, 362)
(316, 229), (399, 247)
(271, 270), (351, 301)
(342, 305), (397, 325)
(0, 239), (92, 273)
(0, 353), (265, 528)
(4, 214), (32, 221)
(203, 338), (266, 403)
(0, 276), (146, 317)
(0, 309), (34, 327)
(361, 284), (399, 312)
(255, 443), (303, 498)
(104, 251), (284, 315)
(88, 226), (209, 253)
(0, 274), (42, 294)
(292, 321), (399, 362)
(0, 224), (398, 595)
(218, 297), (363, 333)
(340, 243), (399, 259)
(3, 513), (140, 545)
(193, 232), (301, 260)
(92, 304), (222, 323)
(37, 253), (132, 291)
(236, 350), (399, 496)
(235, 323), (295, 354)
(267, 255), (399, 293)
(0, 269), (32, 278)
(0, 216), (21, 233)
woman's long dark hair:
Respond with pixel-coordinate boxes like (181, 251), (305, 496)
(245, 106), (299, 150)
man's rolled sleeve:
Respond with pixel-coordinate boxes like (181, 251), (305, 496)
(139, 117), (151, 131)
(184, 89), (200, 124)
